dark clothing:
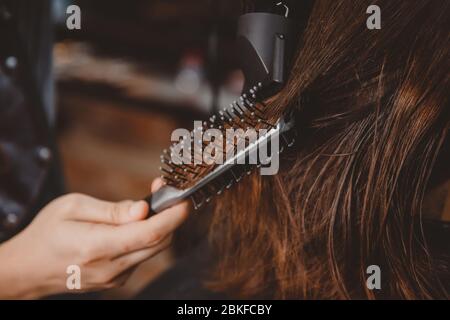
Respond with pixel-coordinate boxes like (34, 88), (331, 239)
(0, 0), (64, 242)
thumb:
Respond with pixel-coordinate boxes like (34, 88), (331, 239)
(61, 194), (149, 224)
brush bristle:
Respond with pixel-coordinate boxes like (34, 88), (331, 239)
(157, 83), (297, 210)
(159, 83), (276, 189)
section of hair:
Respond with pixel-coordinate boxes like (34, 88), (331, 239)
(208, 0), (449, 299)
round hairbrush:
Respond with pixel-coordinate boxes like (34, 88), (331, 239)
(145, 4), (297, 213)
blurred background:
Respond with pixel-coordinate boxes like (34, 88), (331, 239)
(52, 0), (245, 298)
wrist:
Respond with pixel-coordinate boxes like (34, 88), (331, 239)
(0, 235), (45, 299)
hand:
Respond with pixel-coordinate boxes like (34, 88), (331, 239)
(0, 179), (189, 299)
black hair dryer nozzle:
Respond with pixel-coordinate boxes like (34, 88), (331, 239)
(237, 9), (295, 98)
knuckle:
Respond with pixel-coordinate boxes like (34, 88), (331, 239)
(109, 204), (122, 224)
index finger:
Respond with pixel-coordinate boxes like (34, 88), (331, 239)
(103, 199), (190, 256)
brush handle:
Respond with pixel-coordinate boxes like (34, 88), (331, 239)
(143, 186), (187, 214)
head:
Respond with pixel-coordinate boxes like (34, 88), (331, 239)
(208, 0), (449, 299)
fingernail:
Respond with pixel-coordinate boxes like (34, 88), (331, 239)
(151, 178), (164, 192)
(129, 201), (145, 218)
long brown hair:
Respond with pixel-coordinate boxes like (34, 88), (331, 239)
(208, 0), (449, 299)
